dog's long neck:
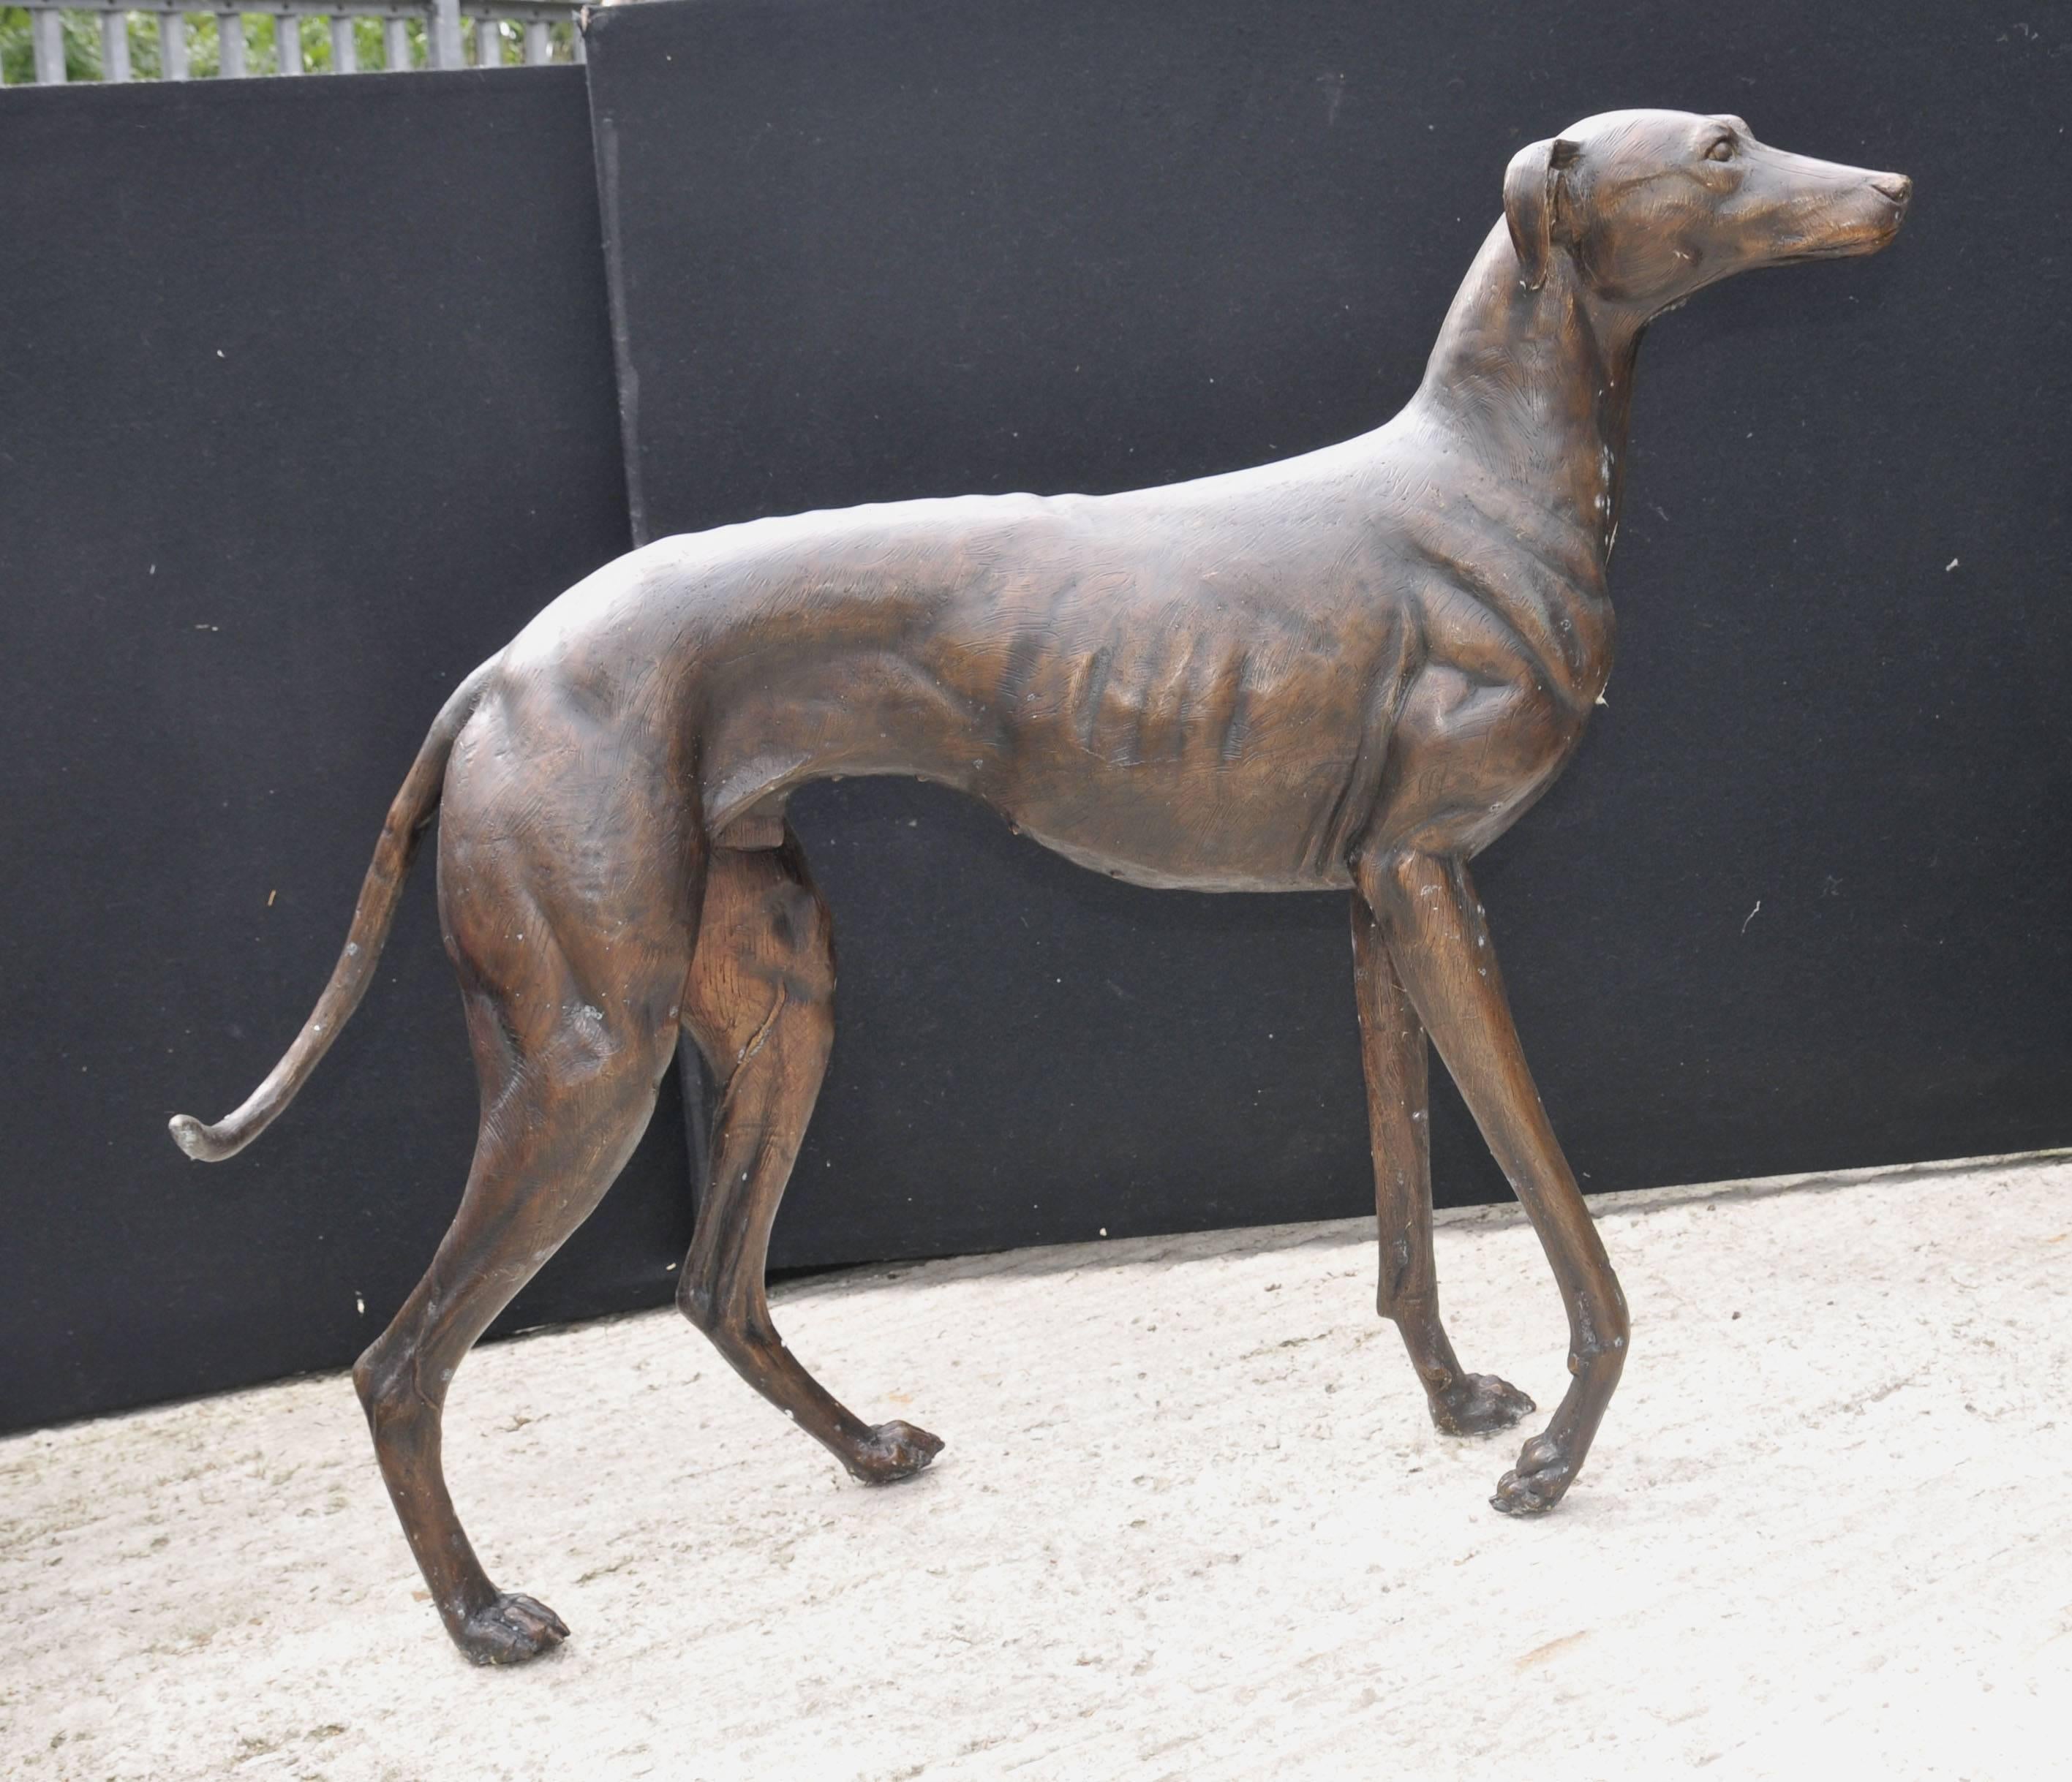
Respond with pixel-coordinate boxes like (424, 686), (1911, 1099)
(1407, 221), (1644, 570)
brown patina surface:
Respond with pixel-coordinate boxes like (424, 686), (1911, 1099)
(173, 110), (1908, 1663)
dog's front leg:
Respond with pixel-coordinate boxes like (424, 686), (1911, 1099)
(1356, 847), (1629, 1514)
(1352, 891), (1535, 1438)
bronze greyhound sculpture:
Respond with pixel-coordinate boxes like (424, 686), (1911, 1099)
(172, 110), (1909, 1663)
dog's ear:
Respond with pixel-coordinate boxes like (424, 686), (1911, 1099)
(1503, 136), (1582, 292)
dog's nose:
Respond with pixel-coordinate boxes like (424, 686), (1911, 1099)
(1871, 174), (1913, 210)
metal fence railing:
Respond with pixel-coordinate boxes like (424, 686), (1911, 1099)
(1, 0), (586, 83)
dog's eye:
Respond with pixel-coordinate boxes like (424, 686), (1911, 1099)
(1706, 137), (1736, 162)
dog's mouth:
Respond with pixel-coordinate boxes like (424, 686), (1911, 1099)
(1768, 213), (1907, 263)
(1769, 233), (1896, 264)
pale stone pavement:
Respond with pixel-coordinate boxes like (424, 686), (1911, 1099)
(4, 1155), (2068, 1781)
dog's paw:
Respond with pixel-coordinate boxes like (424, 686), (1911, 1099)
(1489, 1433), (1575, 1516)
(1429, 1373), (1536, 1438)
(453, 1593), (570, 1666)
(845, 1419), (945, 1485)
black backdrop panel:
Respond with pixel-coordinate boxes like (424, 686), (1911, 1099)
(0, 72), (690, 1433)
(587, 0), (2071, 1269)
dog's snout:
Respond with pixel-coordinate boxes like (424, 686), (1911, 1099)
(1871, 174), (1913, 210)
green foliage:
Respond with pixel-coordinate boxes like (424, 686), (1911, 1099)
(0, 9), (579, 85)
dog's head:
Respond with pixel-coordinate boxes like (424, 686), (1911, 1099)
(1504, 110), (1910, 309)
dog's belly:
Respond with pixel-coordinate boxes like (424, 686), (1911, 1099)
(696, 574), (1417, 891)
(699, 633), (1407, 891)
(987, 742), (1367, 895)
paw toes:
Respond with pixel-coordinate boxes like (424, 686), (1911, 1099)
(889, 1419), (946, 1461)
(1489, 1469), (1557, 1516)
(457, 1593), (570, 1666)
(1431, 1373), (1537, 1437)
(850, 1419), (946, 1484)
(1488, 1435), (1575, 1517)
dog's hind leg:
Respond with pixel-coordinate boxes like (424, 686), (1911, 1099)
(353, 711), (698, 1664)
(677, 832), (943, 1485)
(352, 929), (685, 1663)
(1357, 848), (1629, 1516)
(1352, 893), (1535, 1438)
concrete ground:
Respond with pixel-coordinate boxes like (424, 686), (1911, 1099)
(4, 1155), (2068, 1782)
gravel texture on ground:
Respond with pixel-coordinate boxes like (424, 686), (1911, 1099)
(4, 1155), (2068, 1781)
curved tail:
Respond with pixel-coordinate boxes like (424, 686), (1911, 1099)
(168, 657), (500, 1163)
